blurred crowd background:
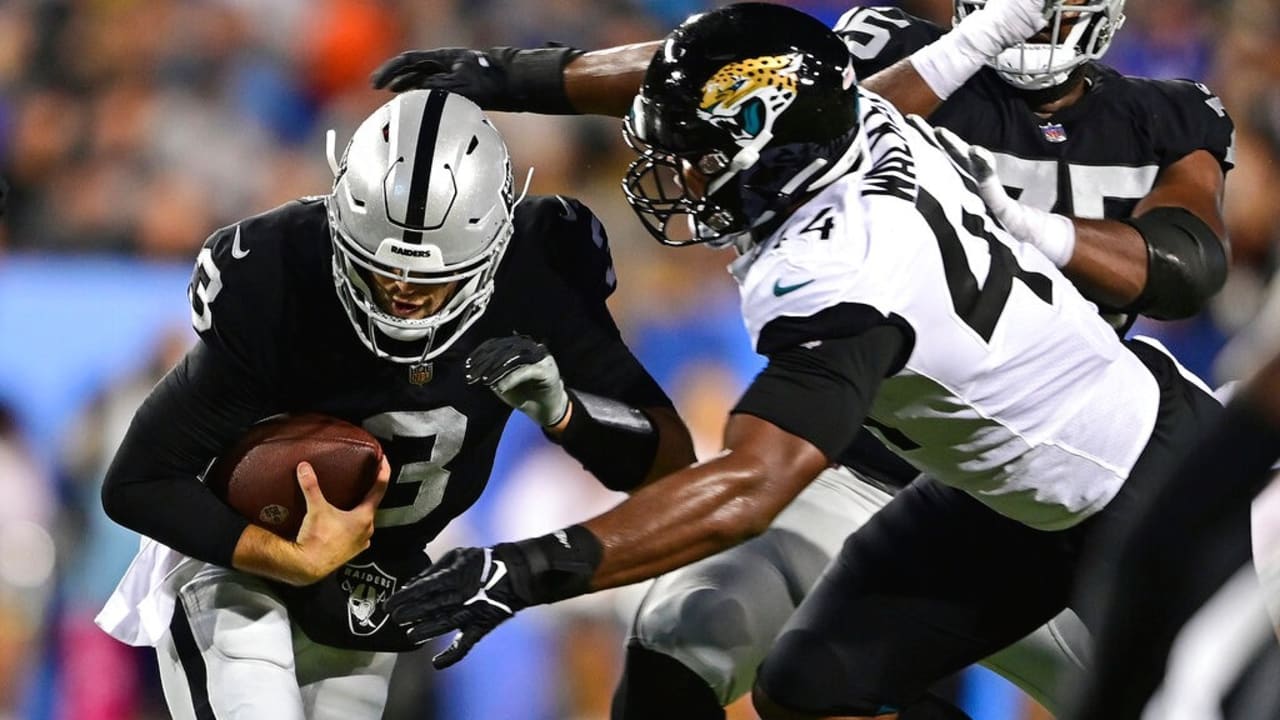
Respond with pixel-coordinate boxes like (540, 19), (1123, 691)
(0, 0), (1277, 718)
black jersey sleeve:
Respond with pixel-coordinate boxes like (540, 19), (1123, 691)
(1144, 79), (1236, 172)
(734, 323), (909, 461)
(540, 196), (618, 308)
(188, 214), (295, 383)
(522, 197), (671, 410)
(101, 342), (280, 567)
(832, 6), (945, 79)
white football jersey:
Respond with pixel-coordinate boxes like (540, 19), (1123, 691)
(733, 91), (1160, 530)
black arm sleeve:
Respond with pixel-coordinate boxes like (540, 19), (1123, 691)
(101, 342), (279, 567)
(1122, 206), (1228, 321)
(733, 325), (907, 461)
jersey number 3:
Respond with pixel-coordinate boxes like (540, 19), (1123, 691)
(363, 408), (467, 528)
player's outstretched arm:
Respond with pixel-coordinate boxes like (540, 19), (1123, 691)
(370, 42), (659, 117)
(386, 327), (904, 666)
(385, 414), (829, 668)
(934, 125), (1228, 317)
(370, 1), (1049, 119)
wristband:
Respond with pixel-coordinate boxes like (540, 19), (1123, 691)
(983, 189), (1076, 267)
(489, 45), (585, 114)
(504, 525), (603, 605)
(1025, 211), (1076, 267)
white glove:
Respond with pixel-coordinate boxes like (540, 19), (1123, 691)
(931, 123), (1076, 267)
(911, 0), (1052, 99)
(971, 0), (1055, 50)
(465, 336), (570, 427)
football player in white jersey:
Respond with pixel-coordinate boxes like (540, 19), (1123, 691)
(370, 1), (1234, 716)
(384, 5), (1238, 719)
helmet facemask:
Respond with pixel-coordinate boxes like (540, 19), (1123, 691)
(956, 0), (1127, 91)
(325, 90), (523, 364)
(622, 5), (866, 250)
(622, 109), (751, 248)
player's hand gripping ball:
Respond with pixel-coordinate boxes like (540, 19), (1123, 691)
(205, 414), (383, 539)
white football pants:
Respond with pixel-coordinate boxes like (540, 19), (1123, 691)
(630, 466), (1090, 715)
(154, 563), (397, 720)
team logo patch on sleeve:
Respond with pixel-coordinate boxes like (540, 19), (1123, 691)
(340, 562), (399, 636)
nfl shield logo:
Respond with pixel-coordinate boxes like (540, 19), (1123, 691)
(408, 363), (433, 385)
(1040, 123), (1068, 143)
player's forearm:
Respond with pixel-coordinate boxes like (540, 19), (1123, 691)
(639, 405), (696, 483)
(582, 450), (786, 590)
(100, 351), (264, 567)
(544, 394), (691, 492)
(582, 413), (828, 589)
(563, 41), (660, 116)
(230, 524), (320, 586)
(101, 464), (251, 567)
(861, 58), (945, 118)
(1060, 218), (1149, 309)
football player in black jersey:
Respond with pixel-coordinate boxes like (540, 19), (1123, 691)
(94, 89), (695, 719)
(369, 0), (1233, 717)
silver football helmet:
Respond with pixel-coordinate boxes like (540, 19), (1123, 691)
(326, 90), (518, 363)
(955, 0), (1127, 90)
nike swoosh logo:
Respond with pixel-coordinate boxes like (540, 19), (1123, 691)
(230, 226), (250, 259)
(772, 278), (815, 296)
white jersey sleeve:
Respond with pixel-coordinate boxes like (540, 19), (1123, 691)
(736, 185), (918, 355)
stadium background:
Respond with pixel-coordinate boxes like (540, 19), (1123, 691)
(0, 0), (1276, 717)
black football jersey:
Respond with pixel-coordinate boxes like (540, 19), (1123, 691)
(176, 194), (669, 649)
(835, 7), (1235, 232)
(821, 7), (1233, 479)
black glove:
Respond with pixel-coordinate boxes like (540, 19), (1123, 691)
(466, 335), (570, 427)
(386, 526), (603, 668)
(370, 45), (584, 114)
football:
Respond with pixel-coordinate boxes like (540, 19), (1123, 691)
(204, 414), (384, 539)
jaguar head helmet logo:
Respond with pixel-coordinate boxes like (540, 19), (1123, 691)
(697, 53), (804, 145)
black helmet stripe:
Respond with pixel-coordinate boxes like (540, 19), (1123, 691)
(402, 90), (448, 245)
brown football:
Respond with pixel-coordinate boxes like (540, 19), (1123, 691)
(205, 414), (383, 539)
